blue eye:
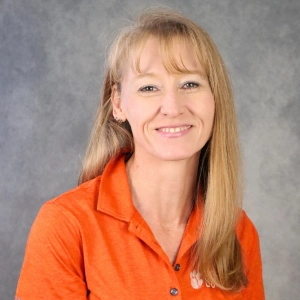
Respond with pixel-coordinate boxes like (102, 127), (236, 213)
(139, 85), (157, 92)
(182, 82), (199, 89)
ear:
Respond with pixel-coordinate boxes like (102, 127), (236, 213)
(111, 84), (127, 122)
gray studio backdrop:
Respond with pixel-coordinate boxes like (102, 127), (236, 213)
(1, 0), (299, 299)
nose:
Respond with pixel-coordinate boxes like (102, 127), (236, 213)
(160, 91), (184, 118)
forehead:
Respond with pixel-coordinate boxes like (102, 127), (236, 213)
(127, 35), (205, 76)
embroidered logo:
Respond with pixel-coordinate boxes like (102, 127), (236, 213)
(190, 270), (216, 289)
(190, 270), (203, 289)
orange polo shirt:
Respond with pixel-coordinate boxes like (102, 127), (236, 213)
(16, 154), (264, 299)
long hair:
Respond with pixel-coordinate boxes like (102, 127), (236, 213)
(79, 8), (247, 291)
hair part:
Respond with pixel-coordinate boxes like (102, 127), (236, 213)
(79, 7), (247, 291)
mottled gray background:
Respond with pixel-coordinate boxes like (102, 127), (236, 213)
(1, 0), (299, 299)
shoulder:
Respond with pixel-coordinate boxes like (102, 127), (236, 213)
(236, 210), (262, 264)
(46, 176), (102, 213)
(33, 176), (103, 232)
(236, 212), (265, 297)
(236, 210), (259, 234)
(50, 176), (102, 204)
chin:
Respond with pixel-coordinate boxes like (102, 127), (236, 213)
(153, 148), (200, 162)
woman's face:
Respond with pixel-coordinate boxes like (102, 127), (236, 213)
(112, 36), (215, 162)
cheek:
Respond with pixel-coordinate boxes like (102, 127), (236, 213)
(205, 91), (215, 114)
(207, 97), (215, 137)
(120, 93), (137, 124)
(122, 100), (155, 129)
(122, 105), (146, 139)
(208, 97), (215, 122)
(194, 94), (215, 123)
(206, 99), (215, 135)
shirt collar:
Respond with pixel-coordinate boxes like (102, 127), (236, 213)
(97, 153), (204, 243)
(97, 153), (135, 222)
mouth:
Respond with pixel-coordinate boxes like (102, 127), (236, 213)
(156, 125), (192, 133)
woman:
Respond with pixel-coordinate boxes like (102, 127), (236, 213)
(16, 8), (264, 299)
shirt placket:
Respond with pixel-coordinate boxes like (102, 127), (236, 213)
(128, 212), (184, 299)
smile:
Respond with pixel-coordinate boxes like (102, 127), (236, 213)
(157, 125), (192, 133)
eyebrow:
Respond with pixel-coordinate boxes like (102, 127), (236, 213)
(133, 70), (204, 80)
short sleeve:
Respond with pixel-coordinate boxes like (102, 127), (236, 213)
(16, 202), (88, 299)
(237, 211), (265, 300)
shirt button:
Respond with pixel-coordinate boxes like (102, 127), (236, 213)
(170, 288), (178, 296)
(174, 264), (180, 271)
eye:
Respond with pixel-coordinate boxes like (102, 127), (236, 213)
(182, 82), (200, 89)
(139, 85), (157, 92)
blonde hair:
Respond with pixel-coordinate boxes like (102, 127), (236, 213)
(79, 8), (247, 291)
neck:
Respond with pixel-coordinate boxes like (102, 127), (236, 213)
(126, 150), (199, 227)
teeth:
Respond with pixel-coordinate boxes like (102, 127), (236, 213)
(160, 126), (191, 133)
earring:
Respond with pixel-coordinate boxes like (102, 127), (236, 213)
(114, 116), (124, 123)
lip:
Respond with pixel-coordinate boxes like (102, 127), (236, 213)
(155, 125), (193, 138)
